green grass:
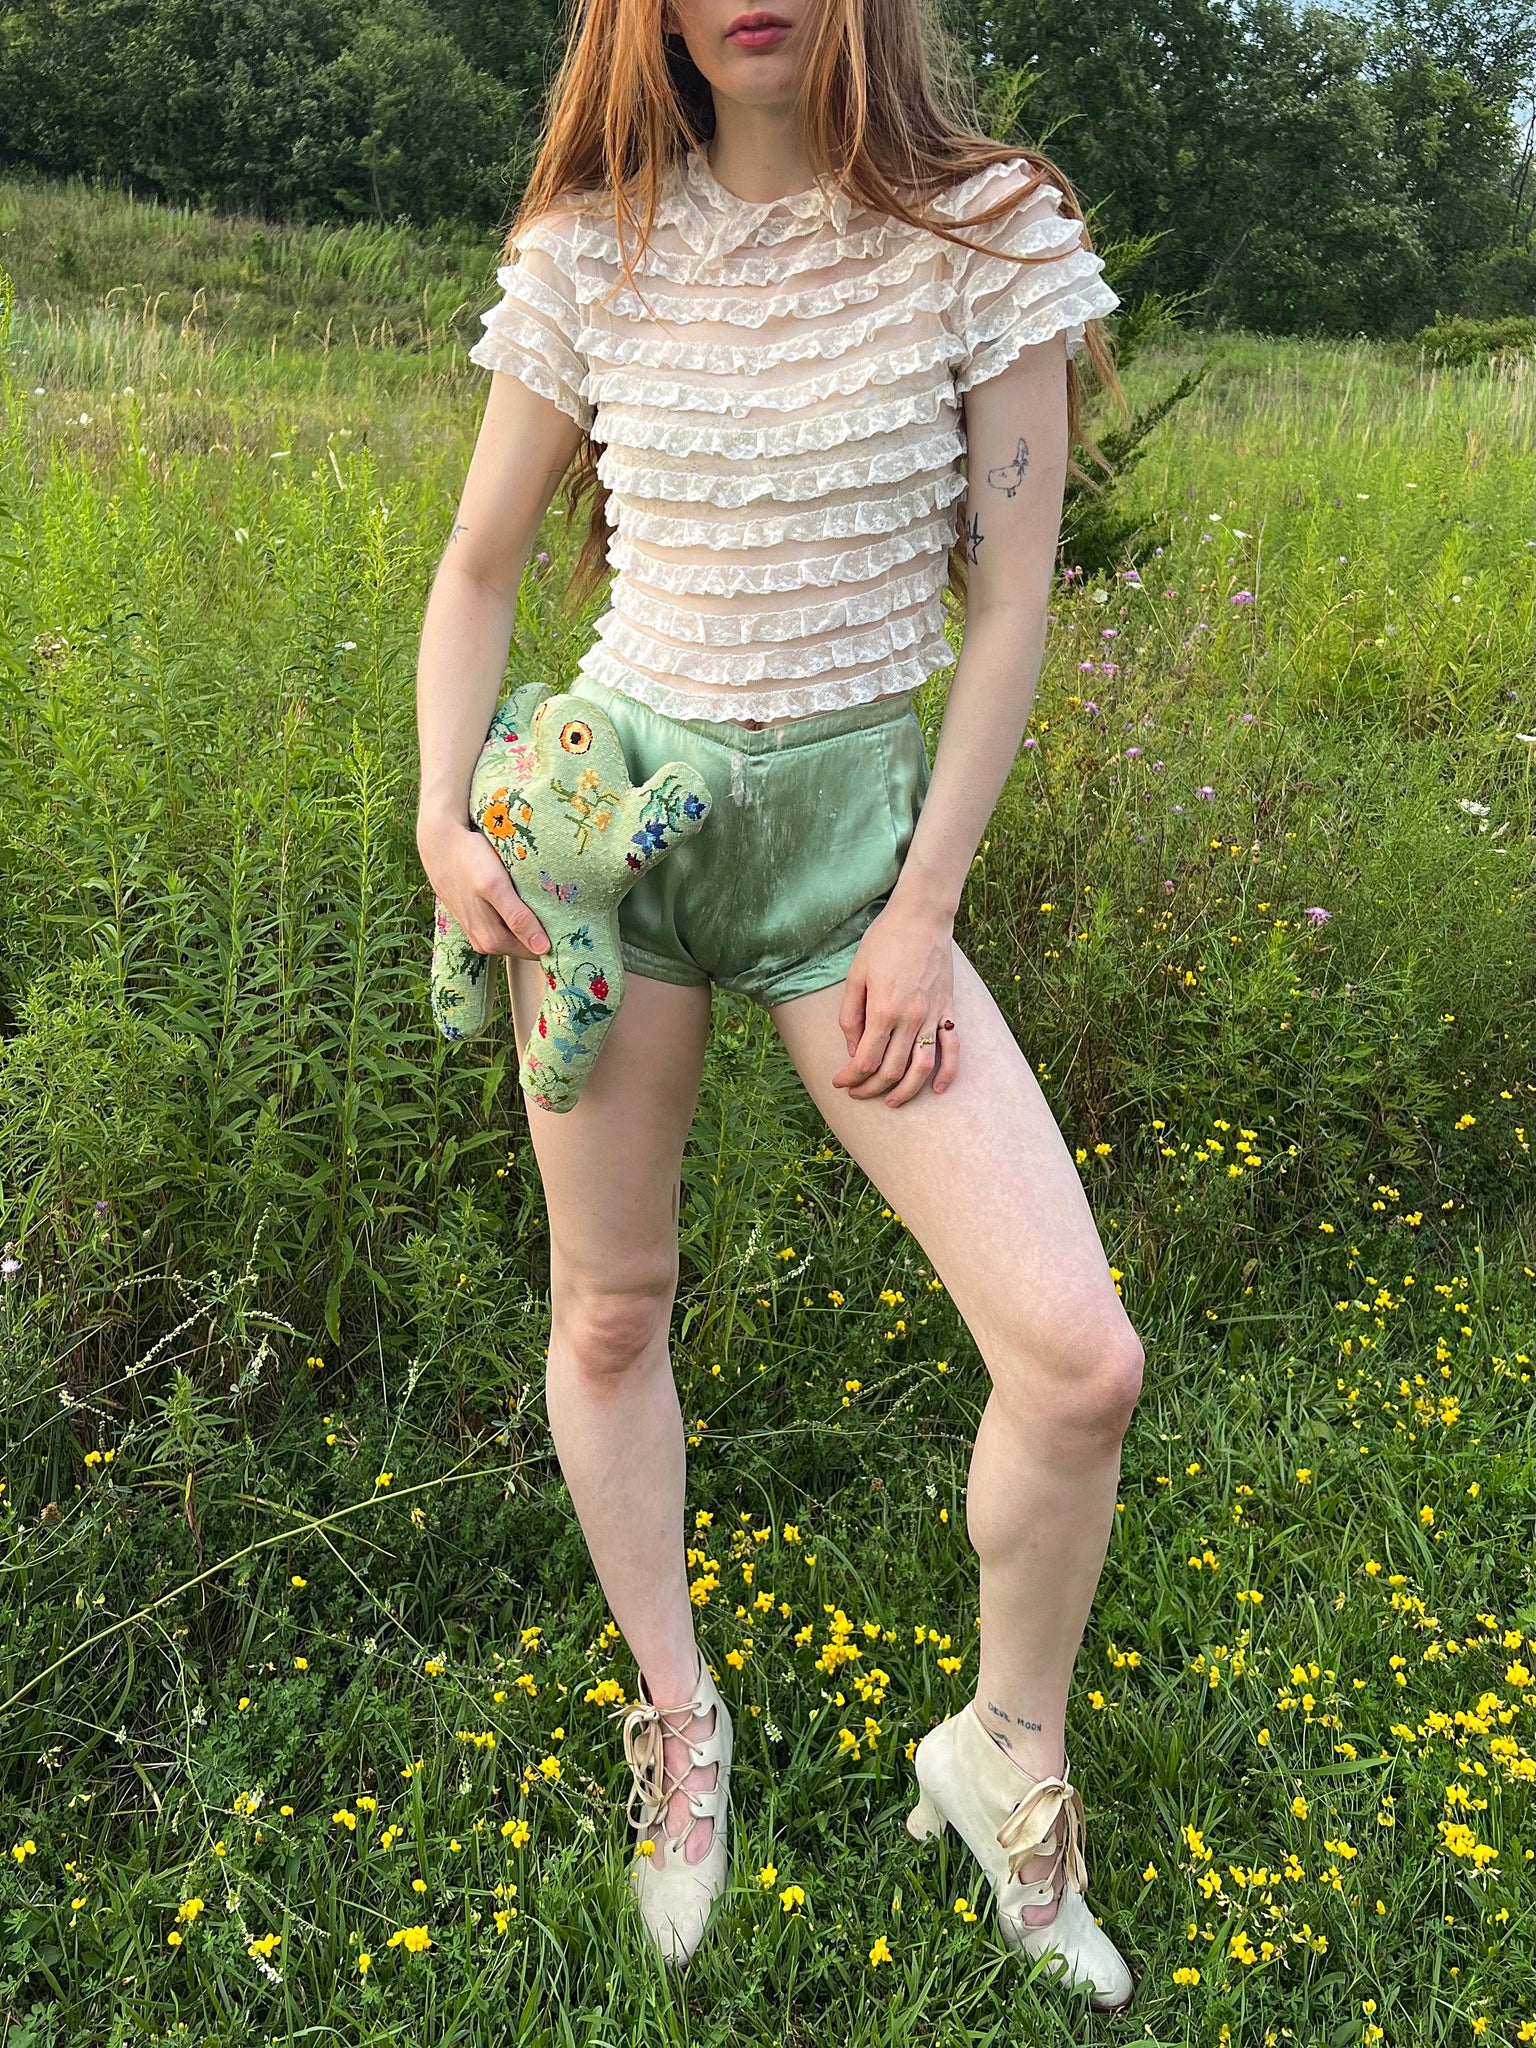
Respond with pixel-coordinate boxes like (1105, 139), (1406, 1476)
(0, 169), (500, 349)
(0, 175), (1533, 2046)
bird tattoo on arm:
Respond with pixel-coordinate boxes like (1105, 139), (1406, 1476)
(986, 437), (1030, 497)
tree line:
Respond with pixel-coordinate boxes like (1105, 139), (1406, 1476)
(1, 0), (1531, 336)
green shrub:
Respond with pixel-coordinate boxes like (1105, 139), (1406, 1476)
(1406, 314), (1535, 366)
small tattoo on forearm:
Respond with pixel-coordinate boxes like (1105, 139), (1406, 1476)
(447, 520), (468, 546)
(964, 513), (984, 564)
(986, 437), (1030, 496)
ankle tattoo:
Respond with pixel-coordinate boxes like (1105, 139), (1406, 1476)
(985, 1698), (1044, 1749)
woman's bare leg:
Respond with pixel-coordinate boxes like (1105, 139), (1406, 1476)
(506, 957), (720, 1862)
(770, 941), (1144, 1924)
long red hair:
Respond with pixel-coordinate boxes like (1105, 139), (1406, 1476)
(505, 0), (1128, 610)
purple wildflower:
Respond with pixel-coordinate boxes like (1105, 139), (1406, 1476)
(1126, 746), (1143, 758)
(1304, 906), (1331, 926)
(1231, 590), (1255, 605)
(1195, 786), (1216, 800)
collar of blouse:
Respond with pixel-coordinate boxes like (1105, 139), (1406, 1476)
(663, 146), (856, 262)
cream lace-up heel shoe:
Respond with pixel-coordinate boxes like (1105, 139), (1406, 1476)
(906, 1704), (1135, 2013)
(611, 1646), (732, 1966)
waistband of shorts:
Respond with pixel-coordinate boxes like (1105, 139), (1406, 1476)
(569, 674), (917, 754)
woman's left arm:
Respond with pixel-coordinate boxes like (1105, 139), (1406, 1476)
(832, 330), (1072, 1105)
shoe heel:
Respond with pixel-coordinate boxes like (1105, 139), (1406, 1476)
(906, 1785), (948, 1842)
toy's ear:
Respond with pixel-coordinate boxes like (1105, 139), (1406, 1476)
(499, 678), (554, 737)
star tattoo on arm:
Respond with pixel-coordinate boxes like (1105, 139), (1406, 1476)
(964, 512), (984, 565)
(986, 437), (1030, 497)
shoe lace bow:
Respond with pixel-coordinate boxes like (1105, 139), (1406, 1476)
(995, 1765), (1089, 1893)
(610, 1696), (699, 1831)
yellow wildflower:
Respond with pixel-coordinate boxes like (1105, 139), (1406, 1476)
(385, 1925), (432, 1954)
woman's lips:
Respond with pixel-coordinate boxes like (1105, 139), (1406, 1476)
(727, 18), (790, 49)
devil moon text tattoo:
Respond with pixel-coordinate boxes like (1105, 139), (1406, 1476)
(986, 437), (1031, 497)
(985, 1699), (1044, 1750)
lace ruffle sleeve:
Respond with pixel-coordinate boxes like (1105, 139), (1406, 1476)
(467, 212), (594, 431)
(943, 159), (1121, 392)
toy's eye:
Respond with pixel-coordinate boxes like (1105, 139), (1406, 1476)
(559, 720), (594, 755)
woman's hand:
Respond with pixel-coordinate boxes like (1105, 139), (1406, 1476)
(418, 816), (550, 961)
(832, 897), (957, 1105)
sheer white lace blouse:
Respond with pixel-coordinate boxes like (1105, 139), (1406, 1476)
(467, 148), (1121, 725)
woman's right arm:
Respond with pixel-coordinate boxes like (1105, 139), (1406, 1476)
(414, 367), (585, 960)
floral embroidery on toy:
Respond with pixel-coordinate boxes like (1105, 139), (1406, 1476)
(550, 773), (628, 856)
(527, 928), (614, 1067)
(478, 786), (537, 863)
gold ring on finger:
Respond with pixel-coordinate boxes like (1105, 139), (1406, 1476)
(917, 1032), (936, 1047)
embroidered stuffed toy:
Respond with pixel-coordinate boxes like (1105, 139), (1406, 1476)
(429, 680), (711, 1113)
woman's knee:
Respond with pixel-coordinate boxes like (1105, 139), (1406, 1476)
(551, 1262), (679, 1381)
(990, 1305), (1145, 1441)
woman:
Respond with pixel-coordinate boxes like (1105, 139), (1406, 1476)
(414, 0), (1142, 2012)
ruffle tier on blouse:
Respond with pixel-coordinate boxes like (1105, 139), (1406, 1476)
(467, 147), (1121, 723)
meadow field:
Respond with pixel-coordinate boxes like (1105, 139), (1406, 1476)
(0, 177), (1533, 2046)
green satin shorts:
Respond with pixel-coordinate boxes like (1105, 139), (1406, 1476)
(567, 673), (932, 1008)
